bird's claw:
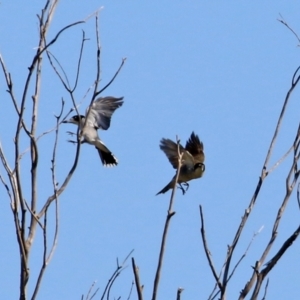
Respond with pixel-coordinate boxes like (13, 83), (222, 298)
(178, 182), (189, 195)
(178, 182), (190, 195)
(67, 139), (77, 145)
(67, 131), (76, 136)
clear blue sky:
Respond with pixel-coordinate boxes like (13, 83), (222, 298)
(1, 1), (300, 299)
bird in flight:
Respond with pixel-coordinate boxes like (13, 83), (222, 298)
(63, 96), (124, 167)
(156, 132), (205, 195)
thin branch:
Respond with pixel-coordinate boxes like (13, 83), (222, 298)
(42, 20), (85, 58)
(132, 258), (143, 300)
(277, 15), (300, 45)
(266, 145), (294, 175)
(199, 205), (223, 292)
(251, 225), (300, 299)
(46, 50), (71, 89)
(239, 117), (300, 299)
(261, 278), (269, 300)
(37, 135), (81, 218)
(297, 182), (300, 210)
(222, 65), (300, 300)
(92, 12), (101, 98)
(126, 281), (135, 300)
(32, 103), (62, 298)
(94, 58), (127, 99)
(176, 288), (184, 300)
(28, 2), (47, 251)
(0, 171), (13, 205)
(71, 30), (87, 92)
(46, 30), (88, 92)
(23, 200), (44, 229)
(151, 137), (183, 300)
(100, 251), (133, 300)
(226, 226), (264, 284)
(85, 281), (98, 300)
(208, 228), (263, 299)
(107, 261), (125, 300)
(0, 53), (21, 117)
(19, 105), (74, 160)
(44, 99), (64, 265)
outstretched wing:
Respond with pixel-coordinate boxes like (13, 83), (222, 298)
(159, 138), (194, 169)
(86, 96), (124, 130)
(185, 132), (205, 163)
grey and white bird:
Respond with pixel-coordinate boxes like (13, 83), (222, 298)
(63, 96), (124, 167)
(156, 132), (205, 195)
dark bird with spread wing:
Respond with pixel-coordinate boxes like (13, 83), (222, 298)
(156, 132), (205, 195)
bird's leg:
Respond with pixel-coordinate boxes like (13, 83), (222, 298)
(67, 131), (85, 145)
(182, 182), (189, 193)
(178, 183), (187, 195)
(67, 131), (76, 136)
(67, 139), (77, 145)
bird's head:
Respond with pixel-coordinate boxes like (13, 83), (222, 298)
(194, 162), (205, 172)
(63, 115), (85, 125)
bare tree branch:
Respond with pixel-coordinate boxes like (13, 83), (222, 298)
(176, 288), (184, 300)
(99, 250), (133, 300)
(126, 281), (135, 300)
(239, 82), (300, 299)
(199, 205), (223, 292)
(251, 225), (300, 299)
(261, 278), (269, 300)
(218, 65), (300, 300)
(151, 137), (183, 300)
(132, 258), (143, 300)
(277, 15), (300, 45)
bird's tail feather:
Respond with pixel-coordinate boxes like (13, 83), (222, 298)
(95, 146), (118, 167)
(156, 181), (174, 195)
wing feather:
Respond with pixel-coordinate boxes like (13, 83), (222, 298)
(185, 132), (205, 163)
(86, 96), (124, 130)
(160, 138), (194, 169)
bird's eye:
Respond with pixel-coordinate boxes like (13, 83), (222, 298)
(195, 163), (205, 171)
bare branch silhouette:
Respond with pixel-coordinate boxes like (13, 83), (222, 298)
(0, 2), (125, 299)
(132, 258), (143, 300)
(151, 136), (183, 300)
(126, 281), (135, 300)
(176, 288), (184, 300)
(99, 250), (134, 300)
(277, 14), (300, 45)
(199, 205), (223, 292)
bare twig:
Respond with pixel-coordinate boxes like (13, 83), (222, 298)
(277, 15), (300, 45)
(251, 225), (300, 299)
(94, 57), (126, 99)
(297, 182), (300, 210)
(266, 145), (294, 175)
(226, 226), (264, 284)
(219, 65), (300, 300)
(132, 258), (143, 300)
(99, 250), (134, 300)
(126, 281), (135, 300)
(85, 281), (98, 300)
(45, 30), (87, 93)
(261, 278), (269, 300)
(151, 137), (183, 300)
(176, 288), (184, 300)
(239, 86), (300, 299)
(31, 95), (64, 300)
(45, 100), (63, 263)
(92, 13), (101, 98)
(199, 205), (223, 292)
(0, 172), (13, 205)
